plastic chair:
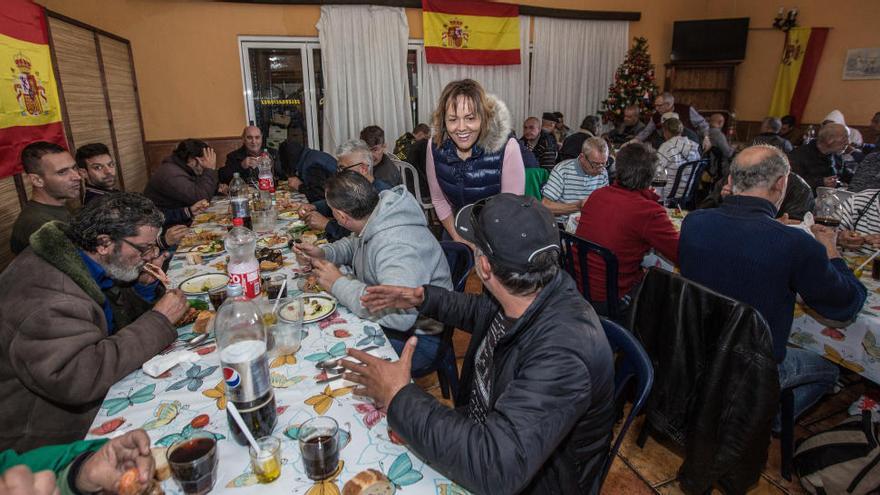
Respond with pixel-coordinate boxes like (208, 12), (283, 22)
(665, 158), (709, 210)
(398, 161), (433, 212)
(558, 230), (621, 320)
(597, 318), (654, 490)
(411, 241), (474, 400)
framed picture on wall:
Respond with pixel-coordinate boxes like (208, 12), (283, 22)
(843, 48), (880, 80)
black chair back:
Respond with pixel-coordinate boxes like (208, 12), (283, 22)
(558, 230), (620, 319)
(666, 158), (709, 210)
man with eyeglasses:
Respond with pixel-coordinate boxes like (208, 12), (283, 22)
(540, 137), (610, 222)
(299, 139), (392, 242)
(10, 142), (81, 255)
(0, 192), (188, 451)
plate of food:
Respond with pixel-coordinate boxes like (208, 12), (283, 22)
(257, 233), (289, 249)
(194, 239), (225, 258)
(278, 211), (300, 221)
(280, 294), (337, 324)
(256, 247), (285, 271)
(179, 229), (222, 248)
(179, 273), (229, 296)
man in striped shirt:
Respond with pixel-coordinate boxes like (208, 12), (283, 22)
(840, 188), (880, 255)
(541, 137), (609, 222)
(657, 117), (701, 200)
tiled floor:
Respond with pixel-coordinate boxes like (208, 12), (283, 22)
(414, 274), (870, 494)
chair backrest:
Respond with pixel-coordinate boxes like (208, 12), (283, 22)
(666, 158), (709, 209)
(439, 241), (474, 293)
(558, 230), (620, 319)
(398, 161), (432, 208)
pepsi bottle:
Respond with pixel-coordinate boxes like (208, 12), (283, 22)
(215, 284), (276, 445)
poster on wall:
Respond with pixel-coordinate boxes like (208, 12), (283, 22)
(843, 48), (880, 80)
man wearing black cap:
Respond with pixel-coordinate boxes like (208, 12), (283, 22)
(343, 194), (615, 495)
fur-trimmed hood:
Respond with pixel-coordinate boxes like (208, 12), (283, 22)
(29, 221), (106, 305)
(433, 93), (513, 154)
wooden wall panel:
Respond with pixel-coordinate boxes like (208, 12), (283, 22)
(0, 177), (23, 269)
(99, 35), (148, 192)
(145, 137), (243, 175)
(47, 17), (113, 152)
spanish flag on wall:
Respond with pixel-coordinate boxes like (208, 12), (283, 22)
(422, 0), (520, 65)
(768, 27), (829, 122)
(0, 0), (66, 178)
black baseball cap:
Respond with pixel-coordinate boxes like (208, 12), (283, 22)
(542, 112), (560, 123)
(455, 194), (560, 272)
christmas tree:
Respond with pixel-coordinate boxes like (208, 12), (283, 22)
(600, 37), (659, 124)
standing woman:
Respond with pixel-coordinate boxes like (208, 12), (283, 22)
(426, 79), (525, 241)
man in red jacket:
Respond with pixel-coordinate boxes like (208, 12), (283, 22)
(576, 142), (679, 316)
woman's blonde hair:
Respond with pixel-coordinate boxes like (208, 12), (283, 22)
(431, 79), (496, 148)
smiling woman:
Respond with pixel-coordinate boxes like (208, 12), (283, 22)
(424, 79), (525, 242)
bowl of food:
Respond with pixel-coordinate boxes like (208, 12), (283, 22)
(179, 273), (229, 296)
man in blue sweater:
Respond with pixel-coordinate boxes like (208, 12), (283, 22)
(679, 145), (867, 421)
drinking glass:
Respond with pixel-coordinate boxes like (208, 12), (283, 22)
(208, 286), (227, 311)
(249, 436), (282, 483)
(273, 296), (303, 356)
(167, 433), (218, 495)
(252, 208), (277, 233)
(815, 189), (843, 228)
(298, 416), (340, 481)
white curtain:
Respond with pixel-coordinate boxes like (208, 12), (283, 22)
(529, 18), (628, 130)
(418, 16), (531, 131)
(317, 5), (412, 153)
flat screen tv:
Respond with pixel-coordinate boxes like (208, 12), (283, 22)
(671, 18), (750, 62)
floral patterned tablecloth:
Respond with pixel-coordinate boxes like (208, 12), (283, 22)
(86, 200), (467, 494)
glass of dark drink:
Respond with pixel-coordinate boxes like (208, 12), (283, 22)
(298, 416), (340, 481)
(167, 434), (218, 495)
(208, 286), (227, 311)
(266, 274), (287, 300)
(815, 189), (843, 228)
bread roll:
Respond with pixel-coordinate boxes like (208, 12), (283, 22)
(151, 447), (170, 481)
(342, 469), (394, 495)
(193, 311), (213, 334)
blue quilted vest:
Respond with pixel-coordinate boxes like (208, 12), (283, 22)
(432, 137), (505, 212)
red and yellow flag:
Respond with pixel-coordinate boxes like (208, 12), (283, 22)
(0, 0), (66, 178)
(422, 0), (520, 65)
(768, 27), (829, 122)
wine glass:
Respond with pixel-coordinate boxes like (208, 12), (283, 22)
(814, 189), (843, 228)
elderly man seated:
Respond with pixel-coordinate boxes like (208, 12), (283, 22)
(840, 188), (880, 254)
(657, 117), (701, 199)
(0, 193), (188, 451)
(680, 145), (866, 424)
(752, 117), (794, 154)
(220, 125), (278, 184)
(788, 123), (849, 193)
(294, 172), (452, 371)
(342, 194), (614, 494)
(540, 136), (609, 222)
(520, 116), (558, 168)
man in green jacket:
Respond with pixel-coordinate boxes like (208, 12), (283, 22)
(0, 430), (154, 495)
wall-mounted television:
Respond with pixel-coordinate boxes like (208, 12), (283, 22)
(671, 18), (750, 62)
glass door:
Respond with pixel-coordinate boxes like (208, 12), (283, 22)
(239, 38), (323, 151)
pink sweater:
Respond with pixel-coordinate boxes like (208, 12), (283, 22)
(426, 137), (526, 220)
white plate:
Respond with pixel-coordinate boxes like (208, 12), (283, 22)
(280, 295), (337, 324)
(179, 273), (229, 295)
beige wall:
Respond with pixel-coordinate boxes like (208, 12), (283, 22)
(701, 0), (880, 125)
(36, 0), (879, 142)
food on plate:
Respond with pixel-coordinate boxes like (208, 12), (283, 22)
(303, 274), (321, 293)
(196, 239), (224, 255)
(260, 260), (281, 271)
(193, 310), (214, 334)
(342, 469), (394, 495)
(258, 233), (289, 248)
(256, 247), (284, 264)
(192, 212), (215, 224)
(304, 297), (328, 318)
(143, 263), (170, 288)
(278, 210), (300, 220)
(179, 230), (221, 248)
(302, 232), (318, 245)
(175, 307), (199, 327)
(185, 252), (203, 265)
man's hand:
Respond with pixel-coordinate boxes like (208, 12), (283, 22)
(189, 200), (210, 215)
(292, 242), (324, 260)
(75, 429), (154, 494)
(303, 211), (330, 231)
(839, 230), (866, 249)
(298, 203), (316, 215)
(702, 135), (712, 153)
(217, 183), (229, 195)
(197, 148), (217, 170)
(163, 225), (189, 247)
(153, 289), (188, 324)
(311, 258), (343, 290)
(288, 177), (303, 191)
(361, 285), (425, 313)
(0, 466), (57, 495)
(823, 176), (838, 187)
(138, 252), (170, 285)
(340, 337), (417, 411)
(864, 234), (880, 250)
(811, 224), (841, 259)
(243, 156), (260, 170)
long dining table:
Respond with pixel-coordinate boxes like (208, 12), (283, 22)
(86, 195), (467, 494)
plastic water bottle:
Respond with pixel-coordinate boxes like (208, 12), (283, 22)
(229, 172), (246, 197)
(225, 218), (260, 299)
(257, 149), (274, 204)
(215, 283), (276, 445)
(230, 174), (252, 230)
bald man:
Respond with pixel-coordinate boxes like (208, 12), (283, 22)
(707, 113), (734, 159)
(787, 122), (849, 193)
(680, 144), (866, 424)
(220, 125), (279, 184)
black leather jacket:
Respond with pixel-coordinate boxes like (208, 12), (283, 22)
(387, 271), (614, 494)
(627, 268), (780, 494)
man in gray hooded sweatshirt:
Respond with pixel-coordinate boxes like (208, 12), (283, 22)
(295, 171), (453, 370)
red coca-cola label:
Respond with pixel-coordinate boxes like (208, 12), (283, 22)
(228, 268), (260, 299)
(258, 177), (274, 192)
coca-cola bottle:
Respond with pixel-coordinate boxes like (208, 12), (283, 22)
(225, 218), (260, 299)
(257, 149), (274, 204)
(215, 284), (277, 445)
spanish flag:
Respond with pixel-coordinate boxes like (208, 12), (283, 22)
(768, 27), (829, 122)
(422, 0), (520, 65)
(0, 0), (66, 178)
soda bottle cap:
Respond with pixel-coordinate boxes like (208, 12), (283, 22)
(232, 218), (244, 226)
(233, 172), (240, 177)
(226, 284), (244, 297)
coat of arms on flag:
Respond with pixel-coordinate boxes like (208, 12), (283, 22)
(422, 0), (520, 66)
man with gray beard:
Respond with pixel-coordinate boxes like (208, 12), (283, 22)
(0, 193), (188, 451)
